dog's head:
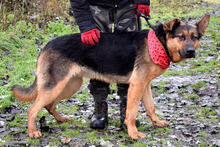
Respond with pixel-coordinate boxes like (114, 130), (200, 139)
(163, 15), (210, 63)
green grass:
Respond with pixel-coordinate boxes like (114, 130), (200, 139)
(0, 20), (74, 108)
(202, 108), (216, 116)
(61, 129), (80, 138)
(195, 107), (217, 118)
(199, 131), (208, 137)
(198, 141), (212, 147)
(185, 94), (200, 100)
(191, 81), (207, 89)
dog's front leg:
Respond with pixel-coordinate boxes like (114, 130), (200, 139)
(125, 78), (146, 139)
(142, 82), (169, 127)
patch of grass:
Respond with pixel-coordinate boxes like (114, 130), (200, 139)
(153, 127), (171, 135)
(62, 104), (78, 115)
(195, 112), (205, 117)
(159, 81), (165, 89)
(177, 88), (186, 95)
(26, 137), (40, 145)
(109, 119), (122, 128)
(138, 118), (151, 131)
(58, 120), (71, 128)
(48, 137), (61, 146)
(6, 114), (27, 127)
(155, 89), (165, 94)
(143, 0), (218, 30)
(79, 88), (91, 103)
(186, 104), (201, 110)
(198, 141), (212, 147)
(191, 81), (206, 89)
(85, 131), (100, 144)
(185, 94), (200, 100)
(132, 140), (151, 146)
(197, 117), (205, 123)
(155, 81), (170, 94)
(202, 108), (216, 116)
(162, 69), (188, 77)
(209, 116), (219, 122)
(199, 131), (207, 137)
(206, 15), (220, 46)
(61, 129), (80, 138)
(161, 138), (168, 145)
(0, 133), (10, 145)
(109, 83), (118, 93)
(195, 107), (217, 118)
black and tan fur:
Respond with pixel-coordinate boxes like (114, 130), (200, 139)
(12, 15), (210, 139)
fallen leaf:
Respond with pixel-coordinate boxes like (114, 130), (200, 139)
(61, 137), (71, 144)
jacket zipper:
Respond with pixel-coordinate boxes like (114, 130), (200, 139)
(114, 0), (117, 7)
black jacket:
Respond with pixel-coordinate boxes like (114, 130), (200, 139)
(70, 0), (150, 33)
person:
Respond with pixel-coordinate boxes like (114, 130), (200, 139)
(70, 0), (150, 129)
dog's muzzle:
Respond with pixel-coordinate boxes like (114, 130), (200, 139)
(179, 47), (195, 58)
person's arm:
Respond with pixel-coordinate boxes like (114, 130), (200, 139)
(70, 0), (100, 45)
(70, 0), (96, 33)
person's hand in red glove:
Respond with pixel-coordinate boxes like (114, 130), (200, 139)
(81, 28), (100, 45)
(134, 4), (150, 17)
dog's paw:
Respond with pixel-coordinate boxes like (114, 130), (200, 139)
(29, 130), (42, 138)
(59, 116), (71, 122)
(129, 131), (146, 139)
(153, 120), (169, 127)
(55, 116), (71, 122)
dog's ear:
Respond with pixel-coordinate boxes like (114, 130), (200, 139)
(196, 14), (210, 36)
(163, 18), (180, 32)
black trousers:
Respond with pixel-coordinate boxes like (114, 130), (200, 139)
(88, 80), (129, 102)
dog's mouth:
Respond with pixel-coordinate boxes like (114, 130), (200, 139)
(178, 50), (195, 58)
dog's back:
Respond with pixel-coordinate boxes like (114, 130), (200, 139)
(42, 30), (149, 76)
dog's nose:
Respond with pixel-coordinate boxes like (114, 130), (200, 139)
(186, 47), (195, 54)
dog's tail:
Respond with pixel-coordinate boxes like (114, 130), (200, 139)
(12, 78), (38, 102)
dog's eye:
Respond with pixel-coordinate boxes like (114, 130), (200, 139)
(178, 36), (185, 41)
(192, 36), (198, 41)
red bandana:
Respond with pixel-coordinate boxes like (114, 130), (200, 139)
(148, 30), (170, 69)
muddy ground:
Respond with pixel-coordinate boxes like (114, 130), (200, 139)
(1, 72), (220, 146)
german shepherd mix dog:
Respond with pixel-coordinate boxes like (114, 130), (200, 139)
(12, 15), (210, 139)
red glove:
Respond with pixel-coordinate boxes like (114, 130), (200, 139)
(81, 28), (100, 45)
(134, 4), (150, 17)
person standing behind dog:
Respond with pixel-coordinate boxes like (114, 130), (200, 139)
(70, 0), (150, 129)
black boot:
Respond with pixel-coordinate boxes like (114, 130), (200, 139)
(120, 99), (140, 127)
(88, 80), (110, 129)
(90, 100), (108, 129)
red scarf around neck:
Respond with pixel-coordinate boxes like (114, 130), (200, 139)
(148, 30), (170, 69)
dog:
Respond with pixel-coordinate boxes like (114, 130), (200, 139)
(12, 15), (210, 139)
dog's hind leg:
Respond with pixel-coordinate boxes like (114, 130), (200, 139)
(27, 73), (78, 138)
(45, 77), (83, 122)
(27, 91), (55, 138)
(142, 83), (169, 127)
